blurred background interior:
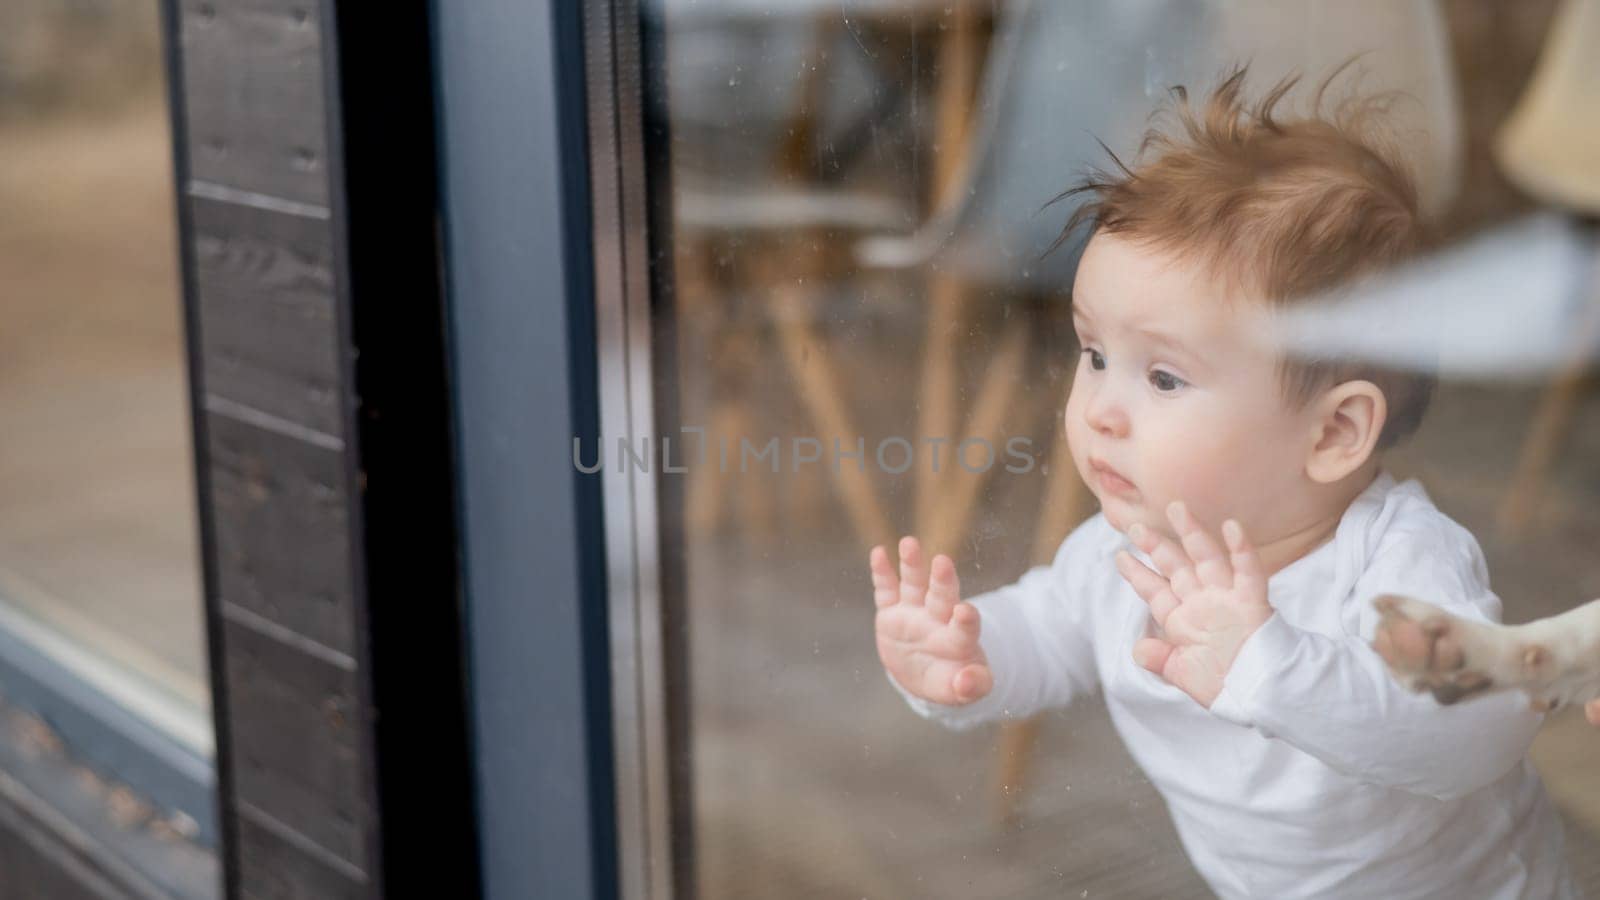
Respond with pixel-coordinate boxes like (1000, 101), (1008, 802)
(647, 0), (1600, 897)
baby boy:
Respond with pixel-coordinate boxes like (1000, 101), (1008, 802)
(870, 70), (1577, 899)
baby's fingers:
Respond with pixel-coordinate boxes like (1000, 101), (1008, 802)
(898, 536), (929, 607)
(1128, 522), (1200, 597)
(952, 662), (993, 703)
(1117, 550), (1179, 627)
(926, 601), (984, 664)
(1587, 698), (1600, 727)
(1167, 501), (1230, 588)
(1222, 520), (1263, 595)
(869, 545), (899, 608)
(951, 600), (981, 644)
(926, 554), (961, 623)
(1133, 636), (1176, 679)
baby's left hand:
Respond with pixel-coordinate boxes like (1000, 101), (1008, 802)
(1116, 502), (1273, 708)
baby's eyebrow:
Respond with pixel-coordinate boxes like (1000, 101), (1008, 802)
(1134, 326), (1186, 350)
(1135, 327), (1208, 367)
(1070, 307), (1206, 365)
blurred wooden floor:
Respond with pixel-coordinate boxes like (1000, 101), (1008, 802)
(0, 100), (207, 711)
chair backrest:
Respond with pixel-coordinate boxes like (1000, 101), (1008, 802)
(1495, 0), (1600, 214)
(862, 0), (1464, 293)
(657, 1), (925, 198)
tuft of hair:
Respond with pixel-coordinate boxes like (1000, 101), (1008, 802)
(1053, 62), (1436, 450)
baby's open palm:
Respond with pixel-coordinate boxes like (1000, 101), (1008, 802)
(870, 537), (993, 705)
(1115, 502), (1271, 708)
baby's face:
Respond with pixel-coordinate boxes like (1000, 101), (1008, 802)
(1065, 233), (1319, 541)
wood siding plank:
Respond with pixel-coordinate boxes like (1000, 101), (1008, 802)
(191, 195), (343, 438)
(205, 412), (354, 655)
(221, 619), (366, 871)
(177, 0), (330, 208)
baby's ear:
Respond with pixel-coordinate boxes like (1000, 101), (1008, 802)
(1305, 380), (1386, 484)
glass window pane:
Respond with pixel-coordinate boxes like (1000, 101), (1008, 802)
(0, 0), (211, 788)
(634, 1), (1600, 897)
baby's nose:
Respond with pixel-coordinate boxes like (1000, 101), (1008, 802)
(1086, 393), (1130, 438)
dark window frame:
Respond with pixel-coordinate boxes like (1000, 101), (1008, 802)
(432, 0), (629, 897)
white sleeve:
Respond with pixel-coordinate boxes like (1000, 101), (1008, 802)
(1208, 522), (1543, 802)
(886, 521), (1105, 731)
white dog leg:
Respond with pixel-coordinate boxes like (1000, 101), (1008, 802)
(1372, 594), (1600, 713)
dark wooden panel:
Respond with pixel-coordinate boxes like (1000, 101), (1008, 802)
(205, 411), (355, 656)
(178, 0), (330, 207)
(167, 0), (482, 893)
(191, 195), (343, 438)
(235, 813), (365, 900)
(166, 0), (395, 891)
(222, 619), (367, 872)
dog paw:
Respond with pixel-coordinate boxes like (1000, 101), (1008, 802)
(1371, 594), (1551, 708)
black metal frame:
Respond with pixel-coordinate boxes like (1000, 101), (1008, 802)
(330, 1), (483, 896)
(431, 1), (619, 898)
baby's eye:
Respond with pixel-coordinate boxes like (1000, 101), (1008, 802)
(1084, 349), (1106, 371)
(1149, 369), (1188, 392)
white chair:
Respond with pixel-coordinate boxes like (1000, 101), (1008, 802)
(658, 1), (941, 546)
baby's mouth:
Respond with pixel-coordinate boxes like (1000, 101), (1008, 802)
(1089, 458), (1138, 497)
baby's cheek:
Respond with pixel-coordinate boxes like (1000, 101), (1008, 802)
(1062, 404), (1093, 478)
(1161, 428), (1247, 518)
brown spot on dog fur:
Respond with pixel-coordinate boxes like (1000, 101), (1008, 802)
(1431, 674), (1493, 705)
(1521, 644), (1549, 674)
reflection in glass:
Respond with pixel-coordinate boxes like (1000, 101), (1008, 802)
(0, 3), (210, 751)
(641, 0), (1600, 896)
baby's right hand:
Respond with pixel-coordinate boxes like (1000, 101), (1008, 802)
(870, 536), (992, 705)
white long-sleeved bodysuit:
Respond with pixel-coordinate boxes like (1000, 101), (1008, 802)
(890, 472), (1577, 899)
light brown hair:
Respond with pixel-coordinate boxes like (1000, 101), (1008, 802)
(1054, 64), (1435, 449)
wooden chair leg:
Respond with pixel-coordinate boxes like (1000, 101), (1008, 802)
(990, 376), (1093, 827)
(991, 715), (1042, 826)
(914, 273), (967, 537)
(729, 401), (781, 546)
(790, 433), (828, 533)
(913, 0), (982, 536)
(923, 322), (1027, 556)
(691, 317), (776, 542)
(772, 289), (897, 551)
(1031, 392), (1090, 564)
(1497, 287), (1600, 537)
(686, 402), (740, 536)
(1497, 367), (1589, 536)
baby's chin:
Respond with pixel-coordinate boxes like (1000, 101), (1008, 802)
(1096, 495), (1143, 535)
(1098, 497), (1172, 540)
